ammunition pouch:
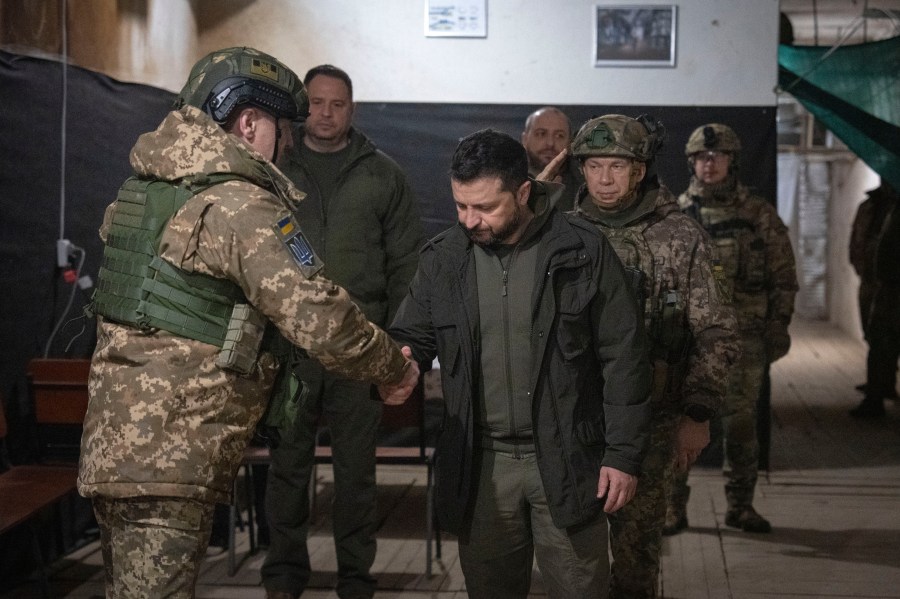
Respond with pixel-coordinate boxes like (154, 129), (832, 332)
(648, 288), (691, 402)
(256, 336), (310, 446)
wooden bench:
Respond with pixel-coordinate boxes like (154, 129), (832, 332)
(1, 359), (90, 598)
(0, 465), (79, 598)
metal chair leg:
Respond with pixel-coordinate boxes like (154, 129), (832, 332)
(425, 461), (434, 577)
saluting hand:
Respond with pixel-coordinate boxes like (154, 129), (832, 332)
(535, 148), (568, 183)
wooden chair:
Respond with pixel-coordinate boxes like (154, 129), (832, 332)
(0, 367), (84, 598)
(227, 443), (270, 575)
(27, 358), (91, 463)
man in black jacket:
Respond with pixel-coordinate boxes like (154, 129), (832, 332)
(389, 129), (651, 599)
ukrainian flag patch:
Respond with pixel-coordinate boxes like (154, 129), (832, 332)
(251, 59), (280, 82)
(273, 215), (323, 279)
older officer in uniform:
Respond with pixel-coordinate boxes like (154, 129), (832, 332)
(667, 123), (797, 534)
(77, 47), (418, 598)
(543, 114), (738, 598)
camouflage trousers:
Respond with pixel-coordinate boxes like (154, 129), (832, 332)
(93, 496), (215, 598)
(671, 333), (766, 510)
(608, 406), (679, 599)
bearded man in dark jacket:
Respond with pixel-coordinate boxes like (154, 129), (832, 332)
(389, 129), (651, 599)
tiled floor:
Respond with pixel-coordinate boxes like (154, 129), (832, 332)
(3, 318), (900, 598)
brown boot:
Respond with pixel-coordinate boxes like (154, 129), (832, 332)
(725, 506), (772, 533)
(662, 485), (690, 536)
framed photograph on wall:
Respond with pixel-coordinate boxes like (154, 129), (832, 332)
(594, 5), (677, 67)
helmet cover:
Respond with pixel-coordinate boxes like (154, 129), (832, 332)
(175, 47), (308, 124)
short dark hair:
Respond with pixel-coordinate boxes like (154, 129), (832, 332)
(450, 129), (529, 194)
(303, 64), (353, 100)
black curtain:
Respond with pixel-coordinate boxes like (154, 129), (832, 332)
(355, 103), (777, 240)
(0, 50), (173, 460)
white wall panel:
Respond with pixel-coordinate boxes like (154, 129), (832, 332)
(191, 0), (779, 106)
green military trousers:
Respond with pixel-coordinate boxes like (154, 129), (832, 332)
(458, 448), (610, 599)
(261, 357), (382, 599)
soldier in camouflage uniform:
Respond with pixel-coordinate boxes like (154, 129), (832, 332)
(77, 47), (419, 598)
(851, 185), (900, 418)
(849, 183), (897, 339)
(848, 182), (899, 402)
(550, 114), (739, 598)
(668, 123), (797, 534)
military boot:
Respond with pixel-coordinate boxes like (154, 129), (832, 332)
(725, 505), (772, 533)
(724, 482), (772, 533)
(849, 397), (886, 418)
(662, 485), (690, 536)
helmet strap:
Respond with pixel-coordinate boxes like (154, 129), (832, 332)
(272, 118), (282, 164)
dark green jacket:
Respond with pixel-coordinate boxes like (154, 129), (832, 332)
(281, 127), (424, 327)
(389, 180), (651, 533)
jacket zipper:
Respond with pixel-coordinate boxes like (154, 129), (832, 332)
(500, 247), (521, 458)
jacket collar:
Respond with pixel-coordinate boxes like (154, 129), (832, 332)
(130, 106), (305, 206)
(430, 180), (585, 276)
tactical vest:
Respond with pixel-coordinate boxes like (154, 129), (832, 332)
(598, 220), (689, 367)
(688, 202), (767, 305)
(90, 175), (267, 375)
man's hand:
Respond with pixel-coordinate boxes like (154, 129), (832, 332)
(764, 321), (791, 363)
(535, 149), (569, 183)
(597, 466), (638, 513)
(674, 417), (710, 472)
(378, 346), (419, 405)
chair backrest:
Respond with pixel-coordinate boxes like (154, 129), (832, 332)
(27, 359), (91, 425)
(26, 358), (91, 462)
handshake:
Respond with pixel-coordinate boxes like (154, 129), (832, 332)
(378, 346), (420, 405)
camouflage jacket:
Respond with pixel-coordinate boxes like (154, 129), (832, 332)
(78, 106), (407, 503)
(574, 184), (739, 414)
(678, 178), (798, 335)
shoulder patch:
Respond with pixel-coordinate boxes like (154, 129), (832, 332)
(273, 214), (324, 279)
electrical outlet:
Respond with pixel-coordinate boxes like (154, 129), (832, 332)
(56, 239), (74, 267)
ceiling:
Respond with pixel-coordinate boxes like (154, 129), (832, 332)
(780, 0), (900, 45)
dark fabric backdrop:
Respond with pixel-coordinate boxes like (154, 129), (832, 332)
(0, 50), (776, 461)
(354, 102), (777, 240)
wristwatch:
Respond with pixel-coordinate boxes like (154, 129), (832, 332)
(684, 404), (715, 423)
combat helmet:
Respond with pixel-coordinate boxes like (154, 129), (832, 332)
(685, 123), (741, 156)
(174, 47), (308, 125)
(571, 114), (665, 163)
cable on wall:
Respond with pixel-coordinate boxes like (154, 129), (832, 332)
(59, 0), (67, 242)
